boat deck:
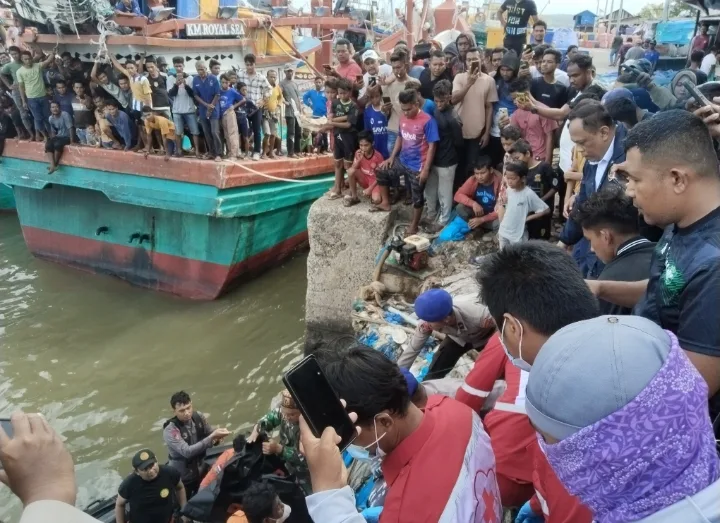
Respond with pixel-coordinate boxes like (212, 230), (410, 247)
(2, 141), (334, 189)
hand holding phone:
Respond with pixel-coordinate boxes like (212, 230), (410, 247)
(382, 96), (391, 104)
(283, 355), (357, 451)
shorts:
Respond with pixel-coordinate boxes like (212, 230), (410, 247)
(173, 113), (200, 136)
(353, 169), (381, 199)
(333, 132), (357, 162)
(44, 136), (70, 153)
(262, 115), (278, 135)
(377, 161), (424, 209)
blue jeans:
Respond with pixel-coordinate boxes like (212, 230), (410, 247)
(172, 112), (200, 136)
(27, 97), (50, 135)
(609, 49), (618, 64)
(75, 128), (88, 145)
(387, 130), (398, 156)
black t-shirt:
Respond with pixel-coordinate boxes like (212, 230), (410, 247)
(331, 99), (358, 136)
(118, 465), (180, 523)
(0, 112), (17, 139)
(526, 162), (558, 198)
(500, 0), (538, 39)
(418, 67), (453, 100)
(634, 206), (720, 412)
(695, 69), (708, 85)
(147, 73), (171, 108)
(530, 77), (568, 109)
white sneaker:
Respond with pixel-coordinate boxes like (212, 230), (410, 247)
(252, 152), (260, 161)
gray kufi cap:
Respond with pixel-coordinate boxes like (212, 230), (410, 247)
(525, 315), (671, 441)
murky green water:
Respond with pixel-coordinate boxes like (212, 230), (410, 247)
(0, 213), (308, 520)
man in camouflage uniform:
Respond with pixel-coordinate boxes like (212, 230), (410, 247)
(248, 390), (311, 494)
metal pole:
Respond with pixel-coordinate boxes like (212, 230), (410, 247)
(662, 0), (670, 21)
(608, 0), (615, 32)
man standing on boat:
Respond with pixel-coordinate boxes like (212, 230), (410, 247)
(162, 390), (230, 497)
(498, 0), (538, 56)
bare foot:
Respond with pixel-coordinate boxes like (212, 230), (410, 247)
(47, 165), (58, 174)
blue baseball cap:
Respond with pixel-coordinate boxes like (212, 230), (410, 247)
(400, 368), (419, 397)
(414, 289), (453, 322)
(601, 87), (635, 106)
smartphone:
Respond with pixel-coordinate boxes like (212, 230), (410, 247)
(283, 355), (357, 451)
(524, 44), (533, 53)
(0, 418), (12, 438)
(369, 77), (377, 87)
(382, 96), (391, 104)
(356, 74), (364, 83)
(682, 79), (711, 108)
(470, 60), (479, 74)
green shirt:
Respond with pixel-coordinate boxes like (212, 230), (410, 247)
(16, 63), (47, 98)
(0, 62), (22, 84)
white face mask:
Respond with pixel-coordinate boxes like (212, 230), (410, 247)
(346, 414), (387, 463)
(272, 503), (291, 523)
(500, 317), (532, 372)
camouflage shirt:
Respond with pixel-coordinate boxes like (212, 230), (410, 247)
(257, 408), (311, 494)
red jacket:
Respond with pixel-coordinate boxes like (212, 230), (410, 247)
(453, 172), (503, 223)
(456, 334), (593, 523)
(455, 334), (535, 483)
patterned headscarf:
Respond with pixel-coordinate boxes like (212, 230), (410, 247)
(280, 389), (298, 410)
(539, 332), (720, 522)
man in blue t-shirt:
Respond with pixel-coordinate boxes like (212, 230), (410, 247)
(192, 61), (222, 160)
(302, 76), (327, 117)
(643, 40), (660, 71)
(363, 88), (389, 158)
(587, 110), (720, 421)
(376, 89), (439, 234)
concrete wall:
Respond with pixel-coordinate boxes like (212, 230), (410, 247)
(304, 198), (395, 352)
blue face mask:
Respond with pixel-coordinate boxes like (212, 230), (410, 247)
(346, 415), (387, 462)
(500, 317), (532, 372)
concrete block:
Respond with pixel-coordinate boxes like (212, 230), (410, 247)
(304, 197), (395, 349)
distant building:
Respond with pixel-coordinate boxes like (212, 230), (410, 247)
(573, 10), (596, 31)
(597, 8), (636, 26)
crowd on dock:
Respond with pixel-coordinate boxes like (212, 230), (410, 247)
(4, 1), (720, 523)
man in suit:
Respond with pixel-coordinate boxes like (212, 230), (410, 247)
(558, 100), (626, 278)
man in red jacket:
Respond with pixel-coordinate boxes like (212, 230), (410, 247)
(466, 241), (600, 522)
(454, 155), (503, 232)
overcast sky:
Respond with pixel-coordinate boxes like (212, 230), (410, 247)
(532, 0), (647, 15)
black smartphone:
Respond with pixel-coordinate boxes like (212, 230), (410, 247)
(470, 60), (479, 74)
(682, 79), (711, 108)
(283, 355), (357, 451)
(382, 96), (391, 104)
(369, 77), (377, 87)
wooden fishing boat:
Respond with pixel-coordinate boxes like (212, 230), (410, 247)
(0, 184), (15, 212)
(0, 142), (333, 299)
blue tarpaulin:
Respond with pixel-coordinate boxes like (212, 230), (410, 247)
(654, 20), (696, 46)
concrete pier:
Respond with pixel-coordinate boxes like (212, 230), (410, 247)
(304, 198), (396, 351)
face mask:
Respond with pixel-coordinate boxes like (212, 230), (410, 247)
(346, 415), (387, 462)
(500, 318), (532, 372)
(272, 503), (291, 523)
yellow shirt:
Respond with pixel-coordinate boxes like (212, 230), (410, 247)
(266, 84), (283, 113)
(145, 115), (176, 138)
(570, 146), (586, 195)
(130, 75), (153, 108)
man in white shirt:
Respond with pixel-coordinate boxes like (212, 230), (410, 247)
(700, 47), (720, 77)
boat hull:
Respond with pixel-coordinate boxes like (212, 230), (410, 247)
(0, 183), (15, 212)
(3, 155), (332, 299)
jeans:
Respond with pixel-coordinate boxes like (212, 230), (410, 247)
(610, 49), (618, 64)
(221, 110), (240, 157)
(386, 130), (398, 156)
(11, 88), (33, 134)
(425, 164), (456, 224)
(248, 110), (263, 153)
(173, 113), (200, 136)
(75, 128), (88, 145)
(285, 116), (302, 155)
(199, 117), (222, 157)
(27, 96), (50, 135)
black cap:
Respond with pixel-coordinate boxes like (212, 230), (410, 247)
(156, 56), (168, 65)
(132, 449), (157, 470)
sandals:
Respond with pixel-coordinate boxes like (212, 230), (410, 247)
(343, 196), (360, 207)
(326, 191), (342, 200)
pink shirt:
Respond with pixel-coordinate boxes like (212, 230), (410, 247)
(510, 104), (558, 161)
(334, 61), (363, 82)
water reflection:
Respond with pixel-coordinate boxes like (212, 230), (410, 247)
(0, 214), (308, 520)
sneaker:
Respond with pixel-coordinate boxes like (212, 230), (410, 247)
(252, 153), (260, 161)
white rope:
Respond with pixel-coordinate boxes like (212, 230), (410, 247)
(229, 159), (334, 184)
(66, 0), (81, 39)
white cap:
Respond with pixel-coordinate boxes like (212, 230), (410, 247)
(362, 50), (380, 62)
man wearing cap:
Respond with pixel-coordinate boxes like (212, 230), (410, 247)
(115, 449), (189, 523)
(477, 241), (599, 523)
(280, 66), (303, 158)
(526, 315), (720, 522)
(247, 390), (311, 494)
(396, 288), (495, 380)
(358, 49), (392, 103)
(601, 87), (651, 130)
